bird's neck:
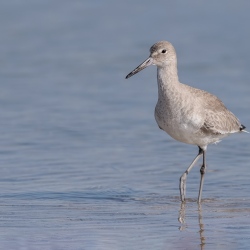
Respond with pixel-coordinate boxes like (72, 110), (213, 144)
(157, 62), (180, 99)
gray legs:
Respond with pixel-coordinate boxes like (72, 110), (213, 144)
(179, 147), (206, 203)
(198, 149), (206, 203)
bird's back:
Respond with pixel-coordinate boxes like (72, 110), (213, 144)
(182, 84), (242, 135)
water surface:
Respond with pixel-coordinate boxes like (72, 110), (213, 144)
(0, 1), (250, 249)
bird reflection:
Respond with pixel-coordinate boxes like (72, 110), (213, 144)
(178, 202), (186, 230)
(198, 204), (205, 250)
(178, 202), (206, 250)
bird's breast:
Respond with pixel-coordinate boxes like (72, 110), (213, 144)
(154, 101), (204, 145)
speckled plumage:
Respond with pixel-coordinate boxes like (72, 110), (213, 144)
(126, 41), (246, 203)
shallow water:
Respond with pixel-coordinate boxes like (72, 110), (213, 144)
(0, 0), (250, 249)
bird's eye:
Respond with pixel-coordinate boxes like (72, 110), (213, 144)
(161, 49), (166, 53)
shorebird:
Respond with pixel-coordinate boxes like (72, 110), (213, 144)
(125, 41), (246, 203)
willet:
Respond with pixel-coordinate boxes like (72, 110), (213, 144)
(125, 41), (246, 203)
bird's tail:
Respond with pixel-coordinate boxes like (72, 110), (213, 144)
(240, 124), (249, 133)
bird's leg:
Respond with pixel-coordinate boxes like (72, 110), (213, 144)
(179, 147), (203, 202)
(198, 149), (207, 203)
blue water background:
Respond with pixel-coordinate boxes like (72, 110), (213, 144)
(0, 1), (250, 249)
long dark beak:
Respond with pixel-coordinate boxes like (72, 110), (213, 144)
(125, 57), (153, 79)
